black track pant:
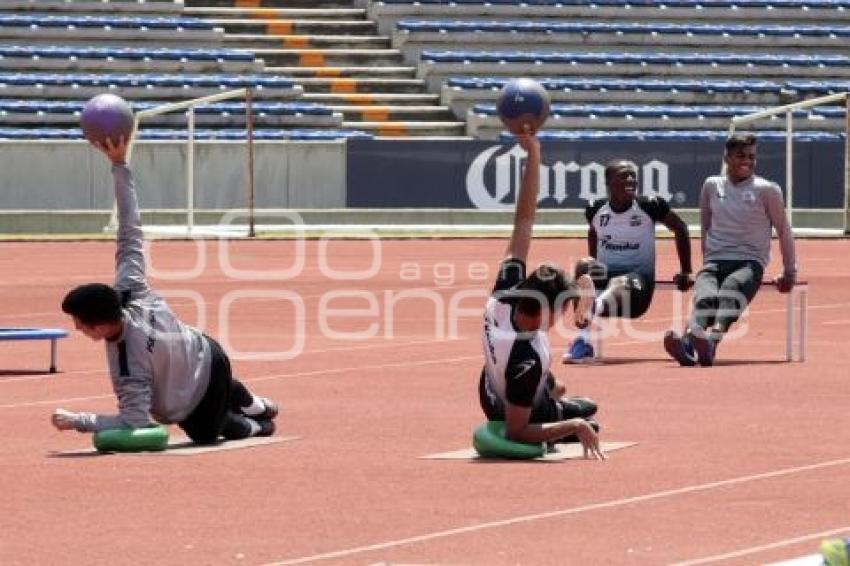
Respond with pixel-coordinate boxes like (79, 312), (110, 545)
(178, 335), (257, 445)
(690, 260), (764, 333)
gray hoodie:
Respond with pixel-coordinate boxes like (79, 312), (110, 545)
(74, 164), (211, 432)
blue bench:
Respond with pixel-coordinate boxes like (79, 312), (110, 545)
(0, 127), (374, 141)
(0, 99), (334, 117)
(0, 72), (296, 89)
(422, 50), (850, 67)
(474, 103), (845, 118)
(0, 14), (213, 30)
(0, 328), (68, 373)
(509, 130), (845, 141)
(0, 45), (254, 62)
(399, 20), (850, 36)
(448, 77), (783, 93)
(382, 0), (850, 6)
(787, 80), (850, 93)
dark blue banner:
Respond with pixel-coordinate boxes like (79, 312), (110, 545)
(347, 139), (843, 208)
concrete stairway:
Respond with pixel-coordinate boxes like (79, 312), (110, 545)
(182, 0), (466, 137)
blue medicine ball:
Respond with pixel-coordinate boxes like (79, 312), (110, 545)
(496, 78), (551, 135)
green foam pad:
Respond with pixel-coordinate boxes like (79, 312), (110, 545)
(472, 421), (545, 459)
(93, 425), (169, 453)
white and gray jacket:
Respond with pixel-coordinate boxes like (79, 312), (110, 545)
(74, 164), (211, 432)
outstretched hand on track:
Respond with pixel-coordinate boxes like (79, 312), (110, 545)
(576, 420), (606, 461)
(51, 408), (78, 431)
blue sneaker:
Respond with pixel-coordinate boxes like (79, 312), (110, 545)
(664, 330), (696, 367)
(563, 336), (595, 364)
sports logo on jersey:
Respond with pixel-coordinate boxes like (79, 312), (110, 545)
(512, 360), (536, 380)
(742, 190), (756, 204)
(599, 213), (611, 227)
(630, 214), (643, 227)
(600, 235), (640, 251)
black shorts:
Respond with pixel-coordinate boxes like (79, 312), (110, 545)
(478, 369), (597, 424)
(591, 270), (654, 319)
(178, 335), (232, 444)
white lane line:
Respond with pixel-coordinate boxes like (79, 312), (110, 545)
(672, 525), (850, 565)
(262, 457), (850, 566)
(0, 394), (113, 409)
(0, 367), (106, 384)
(0, 355), (481, 409)
(0, 335), (470, 386)
(245, 355), (480, 384)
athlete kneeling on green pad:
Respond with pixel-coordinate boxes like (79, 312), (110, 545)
(477, 129), (605, 460)
(51, 137), (279, 445)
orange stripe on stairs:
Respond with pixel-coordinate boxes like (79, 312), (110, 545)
(299, 52), (325, 66)
(377, 123), (408, 137)
(342, 94), (376, 104)
(330, 79), (358, 94)
(314, 68), (343, 78)
(283, 36), (310, 48)
(266, 22), (293, 35)
(362, 108), (390, 121)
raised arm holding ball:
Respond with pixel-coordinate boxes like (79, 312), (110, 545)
(477, 81), (605, 459)
(52, 96), (279, 446)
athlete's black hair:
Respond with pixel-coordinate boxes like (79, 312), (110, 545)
(604, 159), (635, 184)
(725, 133), (757, 154)
(515, 264), (574, 317)
(61, 283), (122, 325)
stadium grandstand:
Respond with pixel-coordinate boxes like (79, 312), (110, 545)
(0, 0), (847, 234)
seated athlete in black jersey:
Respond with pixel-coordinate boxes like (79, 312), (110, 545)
(564, 160), (693, 363)
(478, 128), (605, 459)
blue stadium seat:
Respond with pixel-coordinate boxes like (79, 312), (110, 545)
(381, 0), (850, 6)
(0, 45), (253, 62)
(473, 103), (844, 118)
(399, 19), (850, 37)
(0, 99), (334, 116)
(0, 14), (213, 30)
(0, 127), (373, 141)
(787, 80), (850, 92)
(516, 130), (846, 142)
(422, 50), (850, 67)
(0, 72), (295, 89)
(447, 76), (783, 93)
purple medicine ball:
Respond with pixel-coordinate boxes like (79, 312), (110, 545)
(80, 94), (134, 146)
(496, 78), (551, 135)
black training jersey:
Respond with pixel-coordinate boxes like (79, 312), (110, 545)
(585, 196), (670, 279)
(480, 258), (551, 409)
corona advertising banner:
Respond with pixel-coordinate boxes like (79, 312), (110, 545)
(347, 139), (843, 209)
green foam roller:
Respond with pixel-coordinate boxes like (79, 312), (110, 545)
(472, 421), (545, 459)
(821, 538), (850, 566)
(93, 425), (169, 453)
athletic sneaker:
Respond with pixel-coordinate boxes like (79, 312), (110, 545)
(255, 419), (276, 437)
(248, 397), (278, 420)
(663, 330), (696, 367)
(690, 333), (716, 367)
(563, 336), (595, 364)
